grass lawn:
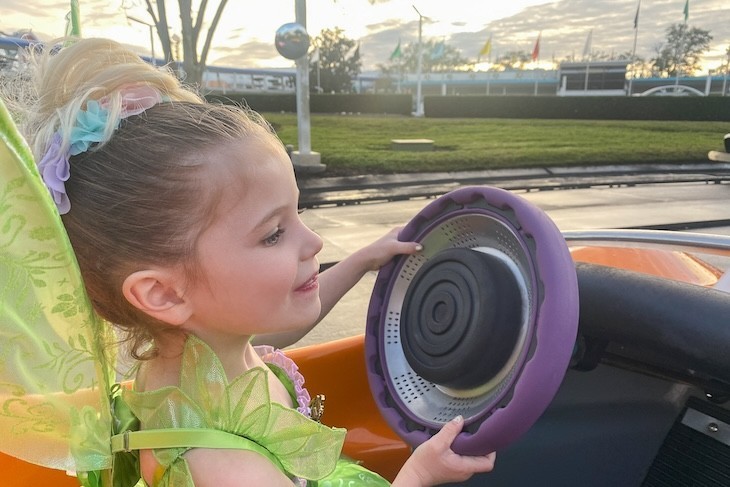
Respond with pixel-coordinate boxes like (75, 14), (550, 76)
(262, 113), (729, 177)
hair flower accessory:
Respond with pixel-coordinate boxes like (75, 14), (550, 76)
(102, 84), (163, 118)
(39, 85), (162, 215)
(69, 100), (110, 156)
(37, 133), (72, 213)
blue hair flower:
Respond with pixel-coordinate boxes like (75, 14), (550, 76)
(69, 100), (114, 156)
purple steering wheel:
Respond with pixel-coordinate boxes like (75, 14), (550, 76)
(365, 186), (579, 456)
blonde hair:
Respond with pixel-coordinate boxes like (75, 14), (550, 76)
(16, 38), (285, 359)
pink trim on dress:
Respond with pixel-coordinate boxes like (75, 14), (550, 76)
(256, 346), (312, 417)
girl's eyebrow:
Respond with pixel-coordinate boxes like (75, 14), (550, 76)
(249, 191), (299, 232)
(251, 205), (288, 233)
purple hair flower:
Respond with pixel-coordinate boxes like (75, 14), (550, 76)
(37, 133), (71, 214)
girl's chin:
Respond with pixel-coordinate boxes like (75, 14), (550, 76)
(293, 297), (322, 325)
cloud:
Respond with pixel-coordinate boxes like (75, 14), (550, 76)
(3, 0), (728, 72)
(351, 0), (729, 71)
(214, 39), (292, 69)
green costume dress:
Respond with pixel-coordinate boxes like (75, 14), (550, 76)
(123, 335), (390, 486)
(0, 98), (390, 486)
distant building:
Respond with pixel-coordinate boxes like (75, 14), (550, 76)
(557, 61), (628, 96)
(379, 69), (559, 97)
(3, 35), (726, 98)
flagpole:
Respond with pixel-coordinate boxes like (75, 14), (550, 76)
(723, 50), (729, 96)
(583, 29), (592, 92)
(413, 5), (424, 117)
(316, 57), (321, 93)
(676, 0), (688, 87)
(390, 39), (403, 93)
(628, 0), (641, 96)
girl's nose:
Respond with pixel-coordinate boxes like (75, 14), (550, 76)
(302, 223), (324, 258)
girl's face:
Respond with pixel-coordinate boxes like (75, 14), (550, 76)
(180, 140), (323, 341)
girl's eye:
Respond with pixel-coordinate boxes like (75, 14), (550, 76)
(263, 228), (285, 246)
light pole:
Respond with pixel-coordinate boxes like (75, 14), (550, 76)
(127, 16), (156, 65)
(413, 5), (424, 117)
(292, 0), (324, 172)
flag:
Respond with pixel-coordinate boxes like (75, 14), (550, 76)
(64, 0), (81, 38)
(531, 32), (541, 62)
(390, 39), (402, 61)
(478, 35), (492, 62)
(430, 41), (445, 61)
(634, 0), (641, 29)
(310, 47), (319, 64)
(582, 29), (593, 59)
(683, 0), (689, 22)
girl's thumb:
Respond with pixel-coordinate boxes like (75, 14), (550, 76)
(436, 415), (465, 443)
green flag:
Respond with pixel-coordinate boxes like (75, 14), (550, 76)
(390, 39), (402, 61)
(683, 0), (689, 22)
(65, 0), (81, 38)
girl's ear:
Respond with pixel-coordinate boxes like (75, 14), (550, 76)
(122, 270), (192, 326)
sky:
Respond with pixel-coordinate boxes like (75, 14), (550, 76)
(2, 0), (730, 73)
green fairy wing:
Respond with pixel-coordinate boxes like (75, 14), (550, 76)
(0, 97), (117, 474)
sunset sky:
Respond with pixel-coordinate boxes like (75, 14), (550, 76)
(2, 0), (729, 72)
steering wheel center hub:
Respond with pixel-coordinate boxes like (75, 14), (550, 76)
(401, 247), (523, 389)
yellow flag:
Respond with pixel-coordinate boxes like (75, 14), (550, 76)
(478, 35), (492, 62)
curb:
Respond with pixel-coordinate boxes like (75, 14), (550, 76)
(298, 163), (730, 208)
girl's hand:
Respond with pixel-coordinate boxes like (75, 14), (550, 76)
(393, 416), (496, 486)
(358, 226), (422, 271)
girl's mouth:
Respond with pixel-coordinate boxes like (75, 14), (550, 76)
(296, 273), (319, 293)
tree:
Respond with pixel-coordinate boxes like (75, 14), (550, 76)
(380, 39), (470, 75)
(651, 23), (712, 77)
(493, 50), (533, 71)
(125, 0), (228, 88)
(716, 44), (730, 77)
(308, 28), (362, 94)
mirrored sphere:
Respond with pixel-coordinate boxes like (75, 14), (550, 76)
(275, 23), (310, 60)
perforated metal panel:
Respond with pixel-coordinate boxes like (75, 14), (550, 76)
(381, 213), (533, 426)
(643, 397), (730, 486)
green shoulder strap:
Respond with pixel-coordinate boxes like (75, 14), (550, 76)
(110, 428), (285, 472)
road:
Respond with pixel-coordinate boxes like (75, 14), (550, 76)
(291, 180), (730, 348)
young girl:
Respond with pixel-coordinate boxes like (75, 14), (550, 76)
(16, 38), (496, 486)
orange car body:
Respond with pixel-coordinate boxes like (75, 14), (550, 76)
(2, 243), (724, 485)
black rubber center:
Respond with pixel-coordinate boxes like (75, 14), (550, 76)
(400, 247), (523, 389)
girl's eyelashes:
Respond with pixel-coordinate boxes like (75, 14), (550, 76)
(297, 208), (306, 215)
(263, 227), (285, 246)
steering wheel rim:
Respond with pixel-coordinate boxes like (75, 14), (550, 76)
(365, 186), (579, 456)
